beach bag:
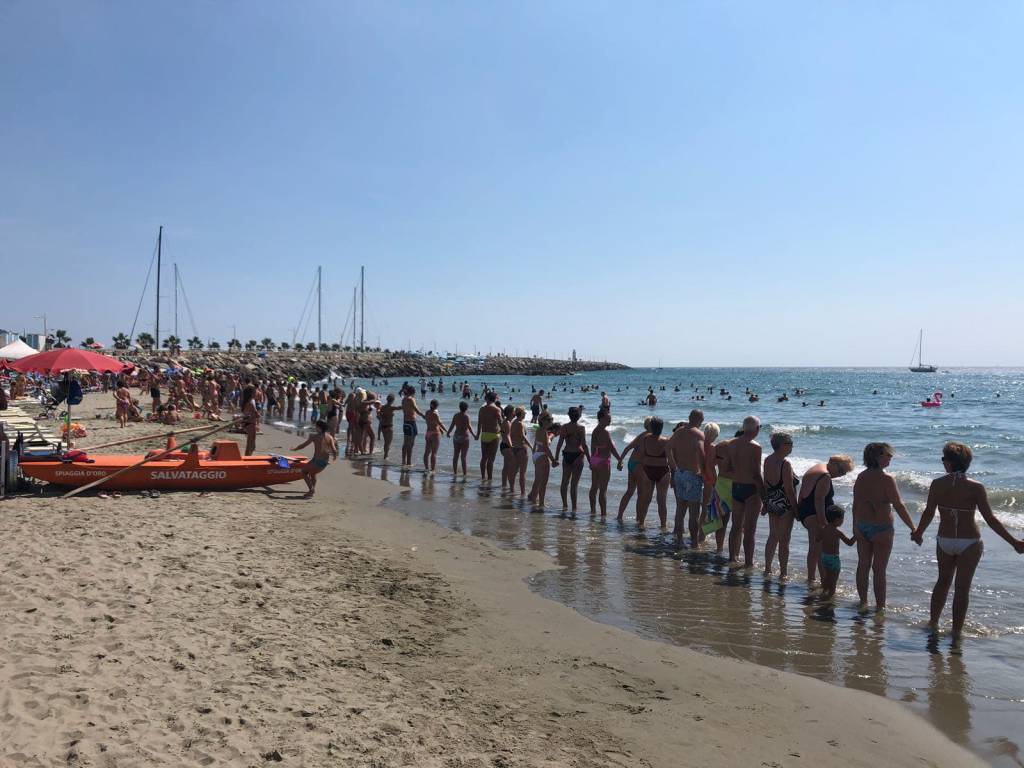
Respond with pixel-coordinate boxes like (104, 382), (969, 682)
(763, 460), (796, 515)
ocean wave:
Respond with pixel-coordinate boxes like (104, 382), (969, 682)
(768, 424), (845, 435)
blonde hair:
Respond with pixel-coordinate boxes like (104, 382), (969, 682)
(703, 422), (720, 441)
(828, 454), (854, 475)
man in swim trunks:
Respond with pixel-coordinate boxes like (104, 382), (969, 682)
(400, 386), (426, 466)
(477, 391), (504, 481)
(292, 419), (338, 498)
(727, 416), (765, 567)
(667, 409), (706, 548)
(530, 390), (544, 423)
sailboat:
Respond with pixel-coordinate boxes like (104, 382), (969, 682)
(909, 330), (937, 373)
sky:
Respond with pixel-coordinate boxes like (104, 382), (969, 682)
(2, 1), (1023, 367)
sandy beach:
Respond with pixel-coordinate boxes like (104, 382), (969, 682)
(0, 394), (985, 766)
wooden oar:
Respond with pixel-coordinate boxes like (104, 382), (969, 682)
(61, 420), (240, 499)
(79, 423), (221, 452)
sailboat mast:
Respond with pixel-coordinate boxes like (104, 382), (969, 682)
(317, 265), (322, 349)
(360, 265), (365, 352)
(155, 225), (162, 350)
(174, 263), (179, 339)
(919, 329), (924, 367)
(352, 286), (357, 350)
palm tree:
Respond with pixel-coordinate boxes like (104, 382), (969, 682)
(260, 337), (274, 351)
(209, 341), (222, 350)
(188, 336), (203, 350)
(112, 333), (130, 350)
(228, 338), (241, 351)
(305, 342), (316, 352)
(319, 343), (330, 352)
(53, 329), (71, 348)
(163, 335), (181, 353)
(330, 343), (341, 352)
(80, 337), (96, 348)
(245, 340), (258, 351)
(136, 332), (155, 350)
(279, 342), (291, 351)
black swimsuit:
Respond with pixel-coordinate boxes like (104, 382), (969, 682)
(797, 473), (833, 523)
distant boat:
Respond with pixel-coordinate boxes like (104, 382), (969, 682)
(909, 330), (937, 373)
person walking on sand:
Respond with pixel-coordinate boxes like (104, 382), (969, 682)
(240, 384), (259, 456)
(797, 454), (854, 585)
(423, 399), (445, 472)
(912, 442), (1024, 652)
(298, 383), (309, 422)
(292, 419), (338, 498)
(114, 381), (132, 428)
(588, 408), (621, 519)
(447, 400), (477, 476)
(554, 406), (590, 517)
(852, 442), (916, 613)
(401, 386), (426, 466)
(727, 416), (765, 567)
(667, 409), (706, 548)
(528, 411), (559, 509)
(477, 391), (504, 481)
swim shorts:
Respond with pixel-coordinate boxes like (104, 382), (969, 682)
(311, 457), (329, 470)
(403, 421), (418, 437)
(821, 553), (841, 573)
(732, 482), (757, 503)
(673, 468), (704, 503)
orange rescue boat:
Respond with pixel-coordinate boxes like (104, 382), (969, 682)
(20, 440), (309, 491)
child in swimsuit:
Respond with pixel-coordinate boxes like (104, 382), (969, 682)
(818, 505), (856, 599)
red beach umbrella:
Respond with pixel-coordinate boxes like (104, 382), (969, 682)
(10, 349), (133, 450)
(9, 348), (132, 375)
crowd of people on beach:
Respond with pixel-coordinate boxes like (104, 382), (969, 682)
(313, 380), (1024, 653)
(8, 366), (1022, 652)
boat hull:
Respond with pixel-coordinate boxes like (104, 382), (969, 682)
(21, 455), (310, 490)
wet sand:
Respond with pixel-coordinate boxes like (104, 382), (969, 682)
(0, 393), (984, 766)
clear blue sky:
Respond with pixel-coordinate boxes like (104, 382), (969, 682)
(2, 2), (1022, 366)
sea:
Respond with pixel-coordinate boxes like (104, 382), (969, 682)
(278, 367), (1024, 765)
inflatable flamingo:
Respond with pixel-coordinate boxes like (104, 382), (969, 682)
(921, 391), (943, 408)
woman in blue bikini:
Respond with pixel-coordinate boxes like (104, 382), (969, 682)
(852, 442), (916, 613)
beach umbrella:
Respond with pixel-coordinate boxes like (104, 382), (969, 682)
(9, 349), (133, 449)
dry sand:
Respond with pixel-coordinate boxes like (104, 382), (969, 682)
(0, 394), (983, 766)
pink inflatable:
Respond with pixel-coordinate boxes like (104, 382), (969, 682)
(921, 391), (943, 408)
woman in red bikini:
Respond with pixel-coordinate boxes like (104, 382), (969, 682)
(634, 416), (670, 531)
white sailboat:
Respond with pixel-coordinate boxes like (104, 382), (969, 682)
(909, 330), (937, 373)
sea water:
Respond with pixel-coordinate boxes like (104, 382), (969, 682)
(286, 367), (1024, 764)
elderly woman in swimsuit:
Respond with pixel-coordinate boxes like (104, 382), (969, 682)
(763, 431), (799, 578)
(588, 409), (622, 519)
(616, 417), (652, 523)
(634, 416), (671, 531)
(527, 411), (559, 509)
(508, 406), (532, 495)
(554, 407), (590, 517)
(446, 400), (477, 476)
(796, 454), (854, 585)
(912, 442), (1024, 652)
(852, 442), (916, 612)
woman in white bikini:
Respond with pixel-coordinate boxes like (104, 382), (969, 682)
(527, 411), (559, 509)
(913, 442), (1024, 652)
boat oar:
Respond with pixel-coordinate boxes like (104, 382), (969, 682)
(61, 420), (240, 499)
(79, 423), (219, 452)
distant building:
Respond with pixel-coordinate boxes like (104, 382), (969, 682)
(572, 348), (577, 362)
(22, 333), (44, 351)
(0, 329), (17, 346)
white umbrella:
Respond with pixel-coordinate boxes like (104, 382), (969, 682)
(0, 339), (38, 361)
